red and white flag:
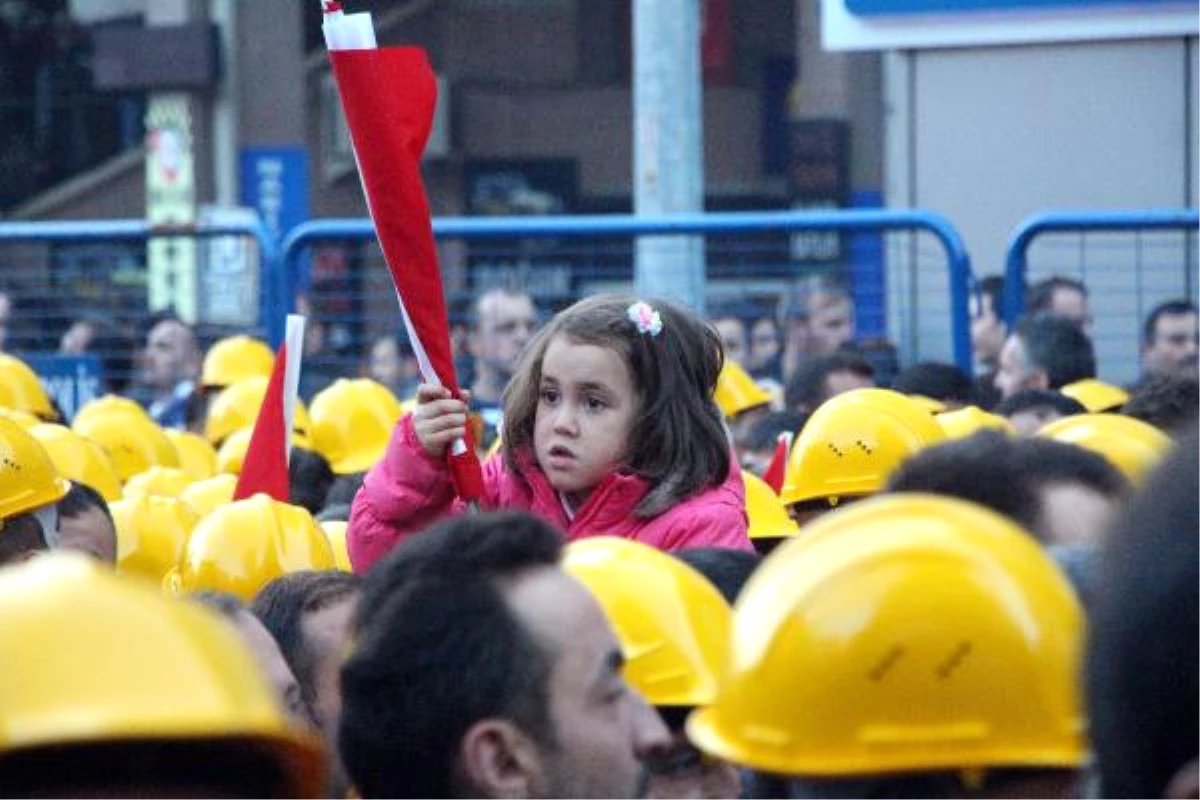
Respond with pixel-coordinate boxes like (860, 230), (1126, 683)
(761, 431), (792, 495)
(233, 315), (305, 502)
(321, 2), (483, 504)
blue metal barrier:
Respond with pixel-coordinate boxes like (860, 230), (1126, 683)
(0, 218), (284, 344)
(281, 209), (976, 373)
(1001, 208), (1199, 384)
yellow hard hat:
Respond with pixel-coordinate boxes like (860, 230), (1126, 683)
(319, 519), (353, 573)
(310, 378), (402, 474)
(563, 536), (731, 708)
(780, 389), (946, 508)
(109, 494), (200, 585)
(0, 417), (70, 520)
(905, 394), (947, 414)
(0, 353), (56, 420)
(214, 426), (308, 476)
(687, 493), (1085, 777)
(200, 334), (275, 388)
(1059, 378), (1129, 413)
(28, 422), (123, 502)
(743, 472), (799, 541)
(0, 552), (324, 796)
(166, 494), (336, 602)
(0, 407), (40, 429)
(123, 465), (194, 500)
(165, 429), (218, 482)
(714, 360), (773, 418)
(73, 394), (152, 427)
(179, 473), (238, 520)
(935, 406), (1017, 440)
(73, 408), (180, 482)
(1037, 413), (1170, 484)
(205, 377), (312, 447)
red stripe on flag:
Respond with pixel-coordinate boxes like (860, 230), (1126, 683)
(233, 342), (290, 502)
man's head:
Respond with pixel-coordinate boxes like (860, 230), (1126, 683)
(1027, 276), (1091, 336)
(784, 351), (875, 414)
(1123, 374), (1200, 435)
(994, 313), (1096, 399)
(1087, 426), (1198, 799)
(994, 389), (1087, 436)
(1141, 299), (1198, 380)
(970, 275), (1009, 371)
(778, 276), (855, 379)
(469, 288), (538, 399)
(56, 481), (117, 563)
(143, 315), (200, 394)
(340, 511), (670, 798)
(0, 418), (69, 566)
(891, 361), (975, 409)
(710, 315), (747, 367)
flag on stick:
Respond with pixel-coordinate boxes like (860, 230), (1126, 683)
(321, 2), (483, 504)
(761, 431), (792, 495)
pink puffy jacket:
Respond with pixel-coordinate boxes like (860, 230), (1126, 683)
(347, 415), (752, 573)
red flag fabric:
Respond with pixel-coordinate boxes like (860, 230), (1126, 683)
(328, 46), (483, 502)
(232, 342), (290, 502)
(761, 432), (791, 494)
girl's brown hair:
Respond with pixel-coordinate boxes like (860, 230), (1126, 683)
(502, 294), (729, 517)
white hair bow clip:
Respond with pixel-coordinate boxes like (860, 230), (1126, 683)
(626, 301), (663, 337)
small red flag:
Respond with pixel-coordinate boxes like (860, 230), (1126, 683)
(761, 431), (792, 495)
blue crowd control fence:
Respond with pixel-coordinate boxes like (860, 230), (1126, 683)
(280, 209), (974, 398)
(1003, 209), (1200, 386)
(0, 219), (278, 419)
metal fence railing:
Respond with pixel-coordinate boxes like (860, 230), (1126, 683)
(1003, 208), (1200, 385)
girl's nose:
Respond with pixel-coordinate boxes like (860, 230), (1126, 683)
(553, 405), (578, 435)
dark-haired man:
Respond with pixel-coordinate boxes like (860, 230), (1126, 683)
(340, 510), (671, 798)
(994, 313), (1096, 400)
(56, 481), (117, 563)
(1140, 299), (1198, 381)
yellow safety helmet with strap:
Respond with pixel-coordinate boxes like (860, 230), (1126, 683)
(28, 422), (123, 502)
(0, 417), (70, 521)
(714, 360), (773, 418)
(215, 426), (309, 476)
(319, 519), (353, 573)
(0, 553), (324, 796)
(179, 473), (238, 520)
(687, 493), (1085, 778)
(1037, 413), (1170, 485)
(1059, 378), (1129, 413)
(0, 353), (56, 420)
(205, 377), (312, 447)
(73, 408), (180, 482)
(200, 334), (275, 389)
(73, 394), (152, 427)
(935, 405), (1017, 440)
(0, 407), (39, 429)
(743, 472), (799, 542)
(310, 378), (402, 474)
(780, 388), (945, 508)
(165, 494), (335, 602)
(165, 429), (218, 482)
(109, 494), (200, 585)
(563, 537), (731, 709)
(123, 465), (194, 500)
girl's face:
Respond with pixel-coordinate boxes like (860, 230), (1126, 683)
(534, 334), (639, 508)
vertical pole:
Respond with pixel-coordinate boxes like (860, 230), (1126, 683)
(632, 0), (706, 313)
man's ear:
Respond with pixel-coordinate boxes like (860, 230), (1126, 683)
(459, 718), (543, 799)
(1028, 369), (1050, 391)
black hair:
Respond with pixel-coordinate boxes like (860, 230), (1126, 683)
(251, 570), (363, 718)
(315, 502), (351, 523)
(288, 446), (334, 515)
(189, 590), (246, 619)
(0, 512), (47, 565)
(1013, 313), (1096, 389)
(1087, 426), (1198, 798)
(1026, 276), (1088, 314)
(974, 274), (1008, 317)
(58, 481), (113, 524)
(502, 294), (730, 517)
(340, 511), (565, 798)
(891, 361), (975, 405)
(741, 410), (809, 453)
(886, 430), (1128, 544)
(672, 547), (761, 604)
(994, 388), (1087, 419)
(1141, 298), (1197, 344)
(322, 472), (366, 510)
(784, 351), (875, 412)
(1122, 375), (1199, 434)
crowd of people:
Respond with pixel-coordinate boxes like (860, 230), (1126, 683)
(0, 270), (1196, 798)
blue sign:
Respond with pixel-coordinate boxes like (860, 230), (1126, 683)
(848, 0), (1183, 14)
(20, 353), (103, 423)
(239, 146), (310, 243)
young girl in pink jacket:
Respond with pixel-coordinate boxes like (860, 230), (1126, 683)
(347, 294), (751, 572)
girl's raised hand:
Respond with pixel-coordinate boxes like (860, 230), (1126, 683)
(411, 383), (470, 459)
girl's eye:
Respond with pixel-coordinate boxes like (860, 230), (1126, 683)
(586, 396), (607, 411)
(539, 388), (559, 404)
